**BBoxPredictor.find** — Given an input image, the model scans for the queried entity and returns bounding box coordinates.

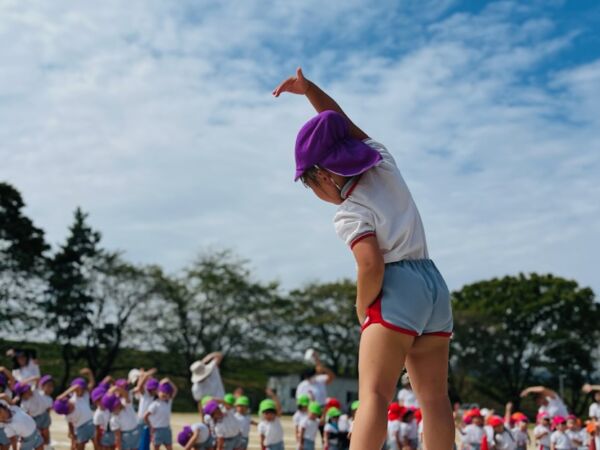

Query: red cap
[511,412,528,423]
[325,398,341,410]
[488,415,504,427]
[388,402,403,421]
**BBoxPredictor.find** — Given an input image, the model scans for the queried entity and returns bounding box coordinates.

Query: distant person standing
[190,352,225,414]
[521,386,569,418]
[6,348,40,385]
[296,351,335,407]
[397,373,419,409]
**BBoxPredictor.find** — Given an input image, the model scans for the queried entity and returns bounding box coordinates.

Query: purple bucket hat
[39,375,53,386]
[14,382,31,396]
[203,399,220,415]
[146,378,159,391]
[53,398,71,415]
[177,426,193,446]
[70,377,87,389]
[115,378,128,389]
[91,387,107,403]
[101,394,120,412]
[294,110,382,181]
[158,382,174,395]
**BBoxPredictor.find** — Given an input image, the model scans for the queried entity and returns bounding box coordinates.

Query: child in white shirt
[534,415,552,450]
[91,387,113,450]
[54,376,95,450]
[177,424,214,450]
[203,399,242,450]
[234,396,255,450]
[105,389,140,450]
[0,403,44,450]
[257,392,284,450]
[299,402,322,450]
[144,379,177,450]
[461,411,485,450]
[293,395,310,446]
[550,417,572,450]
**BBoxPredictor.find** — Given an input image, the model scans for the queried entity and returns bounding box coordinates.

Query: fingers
[272,77,294,97]
[296,67,304,80]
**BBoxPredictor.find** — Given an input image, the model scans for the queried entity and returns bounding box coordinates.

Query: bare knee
[417,390,450,408]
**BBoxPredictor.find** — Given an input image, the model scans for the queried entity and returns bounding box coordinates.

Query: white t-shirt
[12,360,41,384]
[215,409,241,439]
[20,390,48,417]
[93,408,111,430]
[67,394,94,428]
[550,431,571,450]
[334,139,428,262]
[387,420,402,449]
[3,406,37,438]
[494,430,517,450]
[234,412,251,438]
[110,402,138,432]
[295,381,314,401]
[539,396,568,418]
[258,418,284,445]
[137,391,155,419]
[566,430,583,446]
[147,399,172,428]
[190,423,210,444]
[310,375,329,405]
[338,414,350,433]
[534,424,551,447]
[511,427,529,447]
[299,416,319,442]
[589,402,600,420]
[397,389,419,408]
[293,410,307,429]
[463,424,485,445]
[191,362,225,401]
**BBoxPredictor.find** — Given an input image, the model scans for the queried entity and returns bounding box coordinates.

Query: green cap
[326,407,342,419]
[308,401,322,415]
[259,399,277,414]
[200,396,213,407]
[351,400,360,411]
[235,396,250,407]
[297,394,310,407]
[224,393,235,405]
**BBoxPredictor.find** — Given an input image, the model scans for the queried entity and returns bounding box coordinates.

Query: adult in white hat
[190,352,225,413]
[295,350,335,407]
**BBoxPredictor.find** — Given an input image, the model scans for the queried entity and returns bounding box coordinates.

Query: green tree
[0,182,48,327]
[148,250,280,380]
[450,273,599,415]
[284,280,359,376]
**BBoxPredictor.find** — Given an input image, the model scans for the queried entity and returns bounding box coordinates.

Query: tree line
[1,181,598,415]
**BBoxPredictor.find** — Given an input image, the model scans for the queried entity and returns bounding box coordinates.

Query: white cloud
[0,0,598,296]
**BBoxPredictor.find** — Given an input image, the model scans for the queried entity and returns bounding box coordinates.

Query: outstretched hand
[272,67,310,97]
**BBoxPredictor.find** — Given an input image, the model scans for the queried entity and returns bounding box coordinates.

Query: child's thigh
[358,324,414,399]
[405,335,450,399]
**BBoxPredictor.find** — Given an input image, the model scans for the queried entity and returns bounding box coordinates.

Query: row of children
[458,403,599,450]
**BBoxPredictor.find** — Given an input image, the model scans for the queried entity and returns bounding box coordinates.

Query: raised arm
[134,368,157,394]
[582,383,600,393]
[202,352,223,366]
[57,385,78,400]
[160,377,178,398]
[265,388,282,416]
[80,368,96,391]
[0,367,16,390]
[520,386,557,399]
[273,67,369,141]
[313,352,335,385]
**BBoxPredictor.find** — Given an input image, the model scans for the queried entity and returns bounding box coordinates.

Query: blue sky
[1,0,599,296]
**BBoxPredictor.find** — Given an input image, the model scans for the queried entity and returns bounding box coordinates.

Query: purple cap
[294,110,382,181]
[91,387,107,403]
[70,377,87,389]
[177,426,193,446]
[14,382,31,396]
[101,394,120,412]
[158,382,174,395]
[146,378,159,391]
[39,375,53,386]
[53,398,71,415]
[97,381,111,390]
[203,399,219,415]
[115,378,128,389]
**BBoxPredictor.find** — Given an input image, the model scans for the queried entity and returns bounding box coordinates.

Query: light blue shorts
[21,431,43,450]
[194,436,215,449]
[267,442,284,450]
[121,429,140,450]
[238,436,249,449]
[361,260,453,336]
[303,438,315,450]
[153,427,172,446]
[76,420,95,443]
[100,430,116,447]
[0,428,10,445]
[34,411,51,429]
[222,435,240,450]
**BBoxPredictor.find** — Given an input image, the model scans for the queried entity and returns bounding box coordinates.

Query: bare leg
[40,428,50,446]
[349,325,414,450]
[405,336,454,450]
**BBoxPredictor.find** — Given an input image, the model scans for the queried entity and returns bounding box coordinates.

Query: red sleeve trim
[350,232,376,249]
